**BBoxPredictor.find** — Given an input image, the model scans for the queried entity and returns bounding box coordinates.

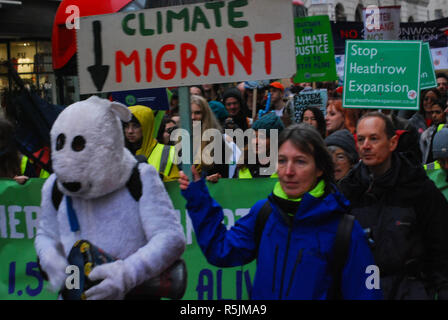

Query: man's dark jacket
[340,152,448,299]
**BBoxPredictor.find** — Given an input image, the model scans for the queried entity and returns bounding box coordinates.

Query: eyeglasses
[333,153,349,163]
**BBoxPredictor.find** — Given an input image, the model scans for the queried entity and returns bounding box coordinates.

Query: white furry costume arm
[124,163,186,285]
[34,174,69,292]
[86,164,186,299]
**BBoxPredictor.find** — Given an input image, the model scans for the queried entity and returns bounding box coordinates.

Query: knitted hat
[432,127,448,159]
[325,129,359,163]
[208,100,229,121]
[251,112,285,137]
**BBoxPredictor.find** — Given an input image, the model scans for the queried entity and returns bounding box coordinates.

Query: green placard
[343,40,422,110]
[0,178,278,300]
[420,42,437,90]
[293,15,338,83]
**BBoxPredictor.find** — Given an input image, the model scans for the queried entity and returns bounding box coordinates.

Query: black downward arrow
[87,20,109,92]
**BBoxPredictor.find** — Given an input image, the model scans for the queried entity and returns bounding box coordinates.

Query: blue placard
[110,88,169,110]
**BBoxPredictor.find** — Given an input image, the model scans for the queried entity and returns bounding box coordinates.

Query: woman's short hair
[279,123,335,185]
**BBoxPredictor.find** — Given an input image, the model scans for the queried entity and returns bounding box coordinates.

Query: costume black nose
[62,182,81,192]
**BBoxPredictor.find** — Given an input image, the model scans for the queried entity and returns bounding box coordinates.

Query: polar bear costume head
[50,96,137,199]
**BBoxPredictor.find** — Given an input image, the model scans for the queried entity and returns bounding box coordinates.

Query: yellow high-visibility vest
[147,143,179,182]
[238,167,278,179]
[20,156,50,178]
[424,161,441,171]
[424,124,447,171]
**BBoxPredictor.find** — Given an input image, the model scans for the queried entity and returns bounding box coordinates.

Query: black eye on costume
[56,134,65,151]
[72,136,86,152]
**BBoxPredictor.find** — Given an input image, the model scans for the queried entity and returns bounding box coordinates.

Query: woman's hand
[206,173,222,183]
[13,175,29,184]
[178,165,201,190]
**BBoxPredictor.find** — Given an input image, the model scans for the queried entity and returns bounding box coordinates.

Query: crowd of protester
[3,71,448,300]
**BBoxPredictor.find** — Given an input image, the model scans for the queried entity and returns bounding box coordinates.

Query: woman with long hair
[300,106,326,139]
[409,88,442,135]
[190,94,234,181]
[325,99,360,136]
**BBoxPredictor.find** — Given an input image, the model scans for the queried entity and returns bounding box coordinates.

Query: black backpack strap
[126,164,142,202]
[328,213,355,300]
[51,179,63,211]
[254,199,273,256]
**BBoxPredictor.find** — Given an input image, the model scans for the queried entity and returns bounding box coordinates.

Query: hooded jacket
[339,152,448,299]
[128,106,179,182]
[182,179,382,300]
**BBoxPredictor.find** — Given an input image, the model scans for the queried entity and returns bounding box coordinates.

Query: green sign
[0,178,278,300]
[343,40,422,110]
[420,42,437,90]
[293,15,338,83]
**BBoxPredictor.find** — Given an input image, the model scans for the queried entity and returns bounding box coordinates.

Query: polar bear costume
[34,96,186,300]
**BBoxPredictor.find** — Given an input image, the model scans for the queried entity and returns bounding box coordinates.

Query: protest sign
[343,40,422,110]
[291,89,328,123]
[363,6,401,40]
[293,15,338,83]
[432,47,448,70]
[0,178,279,300]
[77,0,295,94]
[420,43,437,90]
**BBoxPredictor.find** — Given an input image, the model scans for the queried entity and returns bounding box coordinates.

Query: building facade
[303,0,447,22]
[0,0,60,109]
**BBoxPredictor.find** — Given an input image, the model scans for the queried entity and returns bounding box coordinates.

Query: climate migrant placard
[0,178,277,300]
[76,0,295,94]
[293,15,337,83]
[291,89,328,124]
[343,40,422,110]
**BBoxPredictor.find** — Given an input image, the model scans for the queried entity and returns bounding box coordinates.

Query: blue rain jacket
[182,179,383,300]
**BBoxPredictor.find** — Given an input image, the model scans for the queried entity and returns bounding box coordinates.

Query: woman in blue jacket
[179,123,382,300]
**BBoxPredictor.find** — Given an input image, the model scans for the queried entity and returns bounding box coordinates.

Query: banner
[420,43,437,90]
[110,88,169,110]
[0,178,278,300]
[293,15,338,83]
[77,0,295,94]
[332,18,448,55]
[363,6,401,40]
[0,179,53,300]
[291,88,328,123]
[343,40,422,110]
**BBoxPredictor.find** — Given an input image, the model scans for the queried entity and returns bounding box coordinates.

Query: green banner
[420,42,437,90]
[0,178,277,300]
[0,178,54,300]
[293,15,338,83]
[343,40,422,110]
